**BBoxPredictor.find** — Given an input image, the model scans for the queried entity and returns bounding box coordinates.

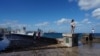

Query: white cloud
[0,20,28,29]
[0,24,7,27]
[15,24,27,28]
[82,18,88,22]
[55,18,71,25]
[78,0,100,10]
[75,21,78,24]
[85,13,90,17]
[92,8,100,19]
[35,22,49,27]
[77,23,82,27]
[95,23,100,27]
[82,18,91,24]
[1,20,19,27]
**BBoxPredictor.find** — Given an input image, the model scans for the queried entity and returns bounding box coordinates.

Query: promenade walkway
[0,42,100,56]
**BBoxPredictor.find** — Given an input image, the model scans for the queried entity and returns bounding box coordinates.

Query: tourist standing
[37,32,40,39]
[92,28,95,34]
[90,28,95,41]
[70,19,75,34]
[33,31,36,40]
[89,33,93,41]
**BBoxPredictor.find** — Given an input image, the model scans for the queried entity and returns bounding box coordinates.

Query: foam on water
[0,36,10,51]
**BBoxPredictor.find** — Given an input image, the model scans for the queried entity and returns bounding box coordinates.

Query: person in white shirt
[92,28,94,33]
[71,19,75,34]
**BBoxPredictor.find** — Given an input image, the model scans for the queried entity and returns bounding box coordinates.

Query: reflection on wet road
[0,43,100,56]
[78,43,100,56]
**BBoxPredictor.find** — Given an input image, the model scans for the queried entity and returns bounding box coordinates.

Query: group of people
[32,19,94,39]
[33,31,41,40]
[71,19,95,42]
[70,19,95,34]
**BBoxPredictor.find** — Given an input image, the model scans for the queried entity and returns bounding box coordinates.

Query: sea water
[43,33,100,39]
[43,33,83,40]
[43,33,62,38]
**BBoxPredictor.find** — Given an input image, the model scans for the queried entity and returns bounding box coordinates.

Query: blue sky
[0,0,100,33]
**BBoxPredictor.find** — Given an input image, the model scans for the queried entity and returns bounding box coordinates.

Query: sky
[0,0,100,33]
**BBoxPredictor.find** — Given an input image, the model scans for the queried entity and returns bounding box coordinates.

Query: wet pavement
[0,42,100,56]
[0,34,100,56]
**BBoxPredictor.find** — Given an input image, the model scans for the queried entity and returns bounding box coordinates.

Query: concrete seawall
[81,33,100,43]
[0,34,59,52]
[0,33,79,52]
[0,33,100,52]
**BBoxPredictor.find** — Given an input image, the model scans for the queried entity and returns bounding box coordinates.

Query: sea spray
[0,36,10,51]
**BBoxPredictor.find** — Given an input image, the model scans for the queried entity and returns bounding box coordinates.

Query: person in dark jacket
[37,31,41,39]
[33,31,36,40]
[89,33,93,41]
